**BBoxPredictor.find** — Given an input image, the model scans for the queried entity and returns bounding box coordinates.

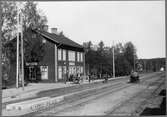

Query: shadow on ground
[140,89,166,116]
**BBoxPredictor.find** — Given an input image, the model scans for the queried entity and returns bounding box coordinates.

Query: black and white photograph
[0,0,166,116]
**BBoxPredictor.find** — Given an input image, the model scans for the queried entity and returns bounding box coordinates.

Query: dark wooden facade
[6,28,85,83]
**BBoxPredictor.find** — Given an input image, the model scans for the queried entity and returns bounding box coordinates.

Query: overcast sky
[37,1,165,59]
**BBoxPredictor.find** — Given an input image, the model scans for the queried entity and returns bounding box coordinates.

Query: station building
[6,26,85,83]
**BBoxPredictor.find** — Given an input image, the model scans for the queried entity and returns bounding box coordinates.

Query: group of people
[66,73,84,84]
[88,72,109,83]
[64,72,110,84]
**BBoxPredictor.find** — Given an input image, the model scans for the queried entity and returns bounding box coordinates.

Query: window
[76,52,83,62]
[58,66,62,79]
[58,49,62,60]
[40,66,48,80]
[62,66,66,74]
[62,66,67,79]
[77,52,80,62]
[63,49,66,61]
[80,66,83,73]
[76,66,83,74]
[69,66,76,75]
[76,66,80,73]
[68,51,75,61]
[80,53,83,62]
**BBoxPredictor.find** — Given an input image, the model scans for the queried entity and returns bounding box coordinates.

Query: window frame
[58,49,62,61]
[68,50,75,61]
[62,49,66,61]
[80,52,83,62]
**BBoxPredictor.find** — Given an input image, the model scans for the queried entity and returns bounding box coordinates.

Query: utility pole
[134,52,135,71]
[112,41,115,78]
[16,2,24,90]
[20,9,24,90]
[0,4,2,116]
[16,3,19,88]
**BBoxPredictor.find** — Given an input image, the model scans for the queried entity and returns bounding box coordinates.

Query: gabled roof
[34,29,84,50]
[5,28,84,52]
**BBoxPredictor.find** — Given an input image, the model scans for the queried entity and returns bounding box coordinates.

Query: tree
[1,1,17,85]
[22,1,47,62]
[98,40,104,54]
[2,1,47,63]
[124,42,137,71]
[114,43,124,56]
[83,41,92,52]
[83,41,93,74]
[1,1,17,41]
[22,1,47,30]
[115,54,131,76]
[83,40,139,77]
[1,1,48,85]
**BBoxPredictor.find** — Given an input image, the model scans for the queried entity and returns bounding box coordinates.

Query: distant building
[6,25,85,83]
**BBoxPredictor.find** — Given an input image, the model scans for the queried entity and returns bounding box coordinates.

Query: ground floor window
[80,66,83,74]
[62,66,66,74]
[69,66,76,75]
[76,66,84,74]
[58,66,67,81]
[57,65,84,81]
[40,66,48,80]
[58,66,63,80]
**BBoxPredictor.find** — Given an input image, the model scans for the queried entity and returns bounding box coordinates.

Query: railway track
[32,72,164,116]
[27,80,128,116]
[106,72,165,115]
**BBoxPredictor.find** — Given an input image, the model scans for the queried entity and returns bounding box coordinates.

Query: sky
[37,1,165,59]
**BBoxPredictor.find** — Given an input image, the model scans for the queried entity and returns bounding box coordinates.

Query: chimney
[42,25,49,32]
[51,28,59,35]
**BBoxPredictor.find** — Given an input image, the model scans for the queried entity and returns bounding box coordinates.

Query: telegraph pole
[21,9,24,90]
[16,2,24,90]
[134,52,135,71]
[16,3,19,88]
[112,41,115,78]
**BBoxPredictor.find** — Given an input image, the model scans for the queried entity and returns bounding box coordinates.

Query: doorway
[27,66,37,82]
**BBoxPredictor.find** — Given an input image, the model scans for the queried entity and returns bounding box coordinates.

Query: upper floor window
[58,49,62,60]
[80,53,83,62]
[68,50,75,61]
[63,49,66,61]
[77,52,80,62]
[77,52,83,62]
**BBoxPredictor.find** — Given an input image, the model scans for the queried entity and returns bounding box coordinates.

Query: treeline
[83,41,137,77]
[83,40,165,77]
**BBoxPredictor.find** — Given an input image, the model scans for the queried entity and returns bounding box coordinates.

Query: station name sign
[69,62,75,66]
[26,62,38,66]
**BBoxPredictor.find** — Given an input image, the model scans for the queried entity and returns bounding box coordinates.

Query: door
[28,66,37,81]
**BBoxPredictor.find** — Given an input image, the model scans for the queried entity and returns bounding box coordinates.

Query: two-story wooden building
[33,26,85,82]
[6,26,85,83]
